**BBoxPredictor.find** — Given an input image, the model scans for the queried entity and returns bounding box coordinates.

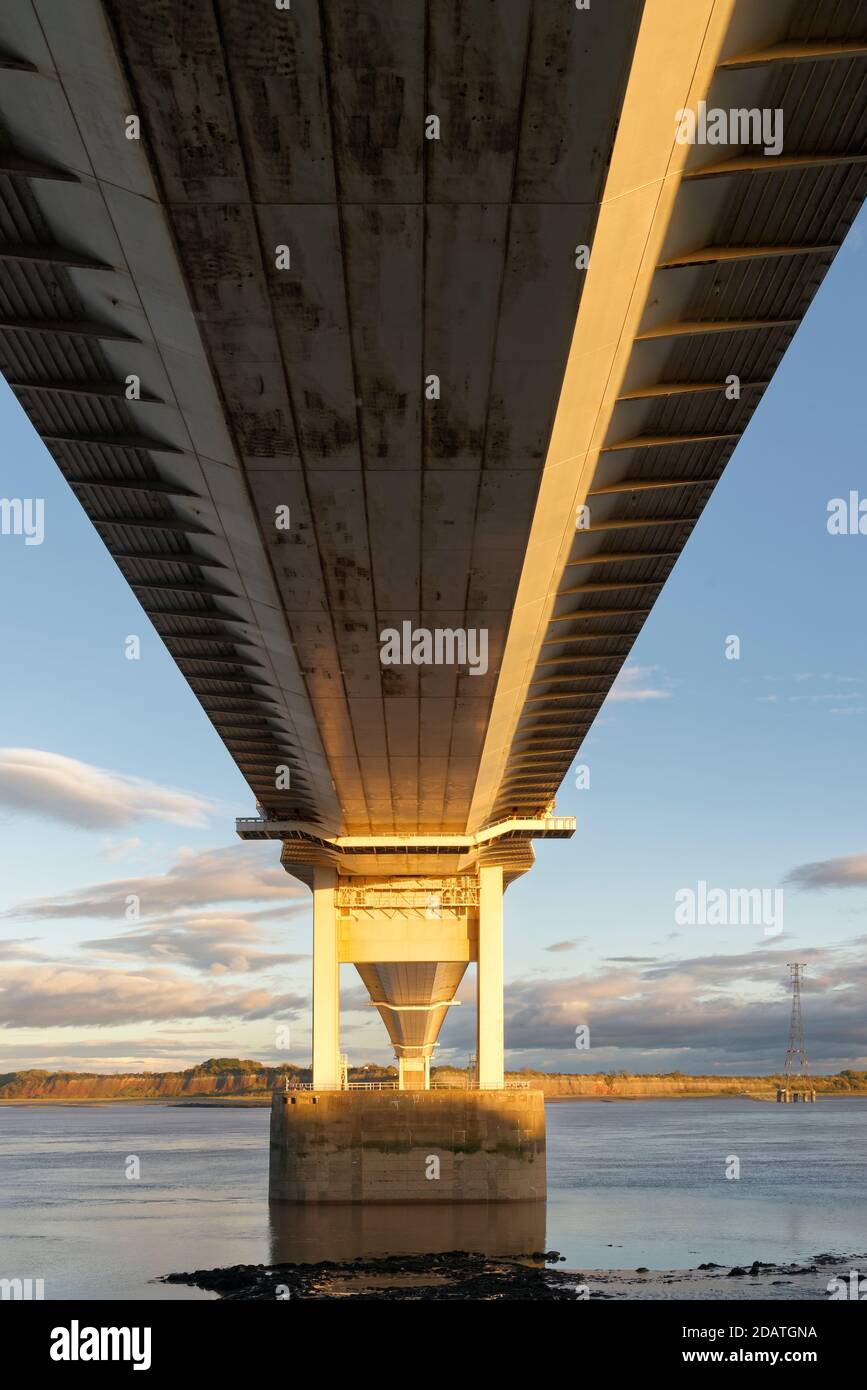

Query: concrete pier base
[270,1089,546,1203]
[267,1195,547,1263]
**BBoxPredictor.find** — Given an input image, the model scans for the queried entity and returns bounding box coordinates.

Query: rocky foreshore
[161,1251,866,1301]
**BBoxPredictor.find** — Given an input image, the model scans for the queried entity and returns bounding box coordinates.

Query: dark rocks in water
[161,1249,867,1301]
[162,1251,583,1301]
[725,1259,774,1277]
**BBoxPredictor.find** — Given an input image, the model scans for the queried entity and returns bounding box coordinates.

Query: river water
[1,1097,864,1299]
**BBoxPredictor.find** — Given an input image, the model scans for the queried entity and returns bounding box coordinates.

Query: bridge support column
[270,1089,546,1202]
[312,867,340,1090]
[398,1055,429,1091]
[477,865,504,1089]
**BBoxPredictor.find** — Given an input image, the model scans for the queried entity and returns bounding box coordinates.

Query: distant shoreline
[4,1091,865,1107]
[3,1059,864,1103]
[0,1096,272,1107]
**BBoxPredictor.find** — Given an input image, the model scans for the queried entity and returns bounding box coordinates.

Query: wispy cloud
[81,914,308,975]
[786,854,867,890]
[0,749,214,830]
[5,843,307,922]
[100,837,143,862]
[0,936,45,961]
[763,673,863,685]
[545,940,580,953]
[607,665,671,702]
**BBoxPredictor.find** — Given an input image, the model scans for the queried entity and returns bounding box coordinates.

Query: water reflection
[268,1199,547,1265]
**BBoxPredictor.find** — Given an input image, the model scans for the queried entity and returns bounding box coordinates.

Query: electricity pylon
[784,963,809,1081]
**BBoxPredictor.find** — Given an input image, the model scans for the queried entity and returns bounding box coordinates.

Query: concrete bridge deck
[0,2,864,1187]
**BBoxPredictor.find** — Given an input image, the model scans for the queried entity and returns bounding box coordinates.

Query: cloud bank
[0,749,214,829]
[0,963,305,1028]
[6,843,307,922]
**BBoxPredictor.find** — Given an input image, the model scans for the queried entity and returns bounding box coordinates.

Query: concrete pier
[270,1089,546,1204]
[261,843,560,1203]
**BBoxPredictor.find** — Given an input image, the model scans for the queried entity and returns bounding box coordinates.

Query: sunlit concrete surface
[270,1088,546,1203]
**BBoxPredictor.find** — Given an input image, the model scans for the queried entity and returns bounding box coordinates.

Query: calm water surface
[1,1098,864,1299]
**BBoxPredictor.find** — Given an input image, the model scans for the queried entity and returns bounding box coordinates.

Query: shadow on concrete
[268,1198,547,1265]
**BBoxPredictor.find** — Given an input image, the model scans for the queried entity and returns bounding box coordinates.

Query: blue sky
[1,210,866,1077]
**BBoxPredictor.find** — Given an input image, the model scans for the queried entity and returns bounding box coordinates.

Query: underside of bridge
[1,0,865,1105]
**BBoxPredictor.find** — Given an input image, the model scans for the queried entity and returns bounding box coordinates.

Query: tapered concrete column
[477,865,504,1089]
[312,867,340,1090]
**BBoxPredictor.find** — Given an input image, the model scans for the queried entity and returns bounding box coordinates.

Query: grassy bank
[2,1059,865,1101]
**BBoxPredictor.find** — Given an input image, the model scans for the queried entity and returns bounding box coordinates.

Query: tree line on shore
[2,1058,866,1100]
